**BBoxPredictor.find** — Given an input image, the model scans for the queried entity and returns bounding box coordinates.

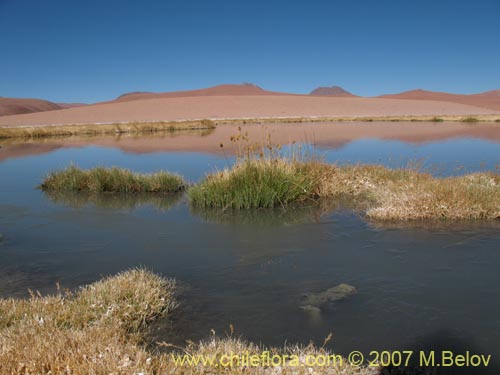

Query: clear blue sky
[1,0,499,103]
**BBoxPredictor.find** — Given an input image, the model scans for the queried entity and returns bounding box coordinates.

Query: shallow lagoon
[1,122,500,371]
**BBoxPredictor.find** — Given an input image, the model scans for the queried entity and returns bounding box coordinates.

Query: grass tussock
[189,158,500,221]
[0,269,177,375]
[461,116,479,123]
[0,270,376,375]
[188,158,318,209]
[40,166,186,194]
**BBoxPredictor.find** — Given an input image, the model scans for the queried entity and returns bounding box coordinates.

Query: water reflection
[43,190,183,211]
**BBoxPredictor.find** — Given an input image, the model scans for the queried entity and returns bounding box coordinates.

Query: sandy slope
[0,95,497,127]
[113,83,290,102]
[0,98,62,117]
[379,89,500,111]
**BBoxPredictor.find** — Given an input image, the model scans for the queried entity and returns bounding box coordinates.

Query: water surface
[1,122,500,373]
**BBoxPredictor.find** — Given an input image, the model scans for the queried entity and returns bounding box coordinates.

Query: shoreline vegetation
[41,161,500,221]
[0,269,377,374]
[1,114,500,139]
[189,159,500,221]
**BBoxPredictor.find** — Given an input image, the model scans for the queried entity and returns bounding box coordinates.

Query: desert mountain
[309,86,355,97]
[114,83,290,102]
[0,97,62,117]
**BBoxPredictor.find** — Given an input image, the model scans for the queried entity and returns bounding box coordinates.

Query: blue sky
[1,0,499,103]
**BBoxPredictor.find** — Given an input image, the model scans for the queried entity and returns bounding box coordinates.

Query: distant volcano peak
[309,86,355,97]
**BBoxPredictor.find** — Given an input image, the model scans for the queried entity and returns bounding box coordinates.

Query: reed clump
[39,166,186,193]
[188,158,319,209]
[189,130,500,221]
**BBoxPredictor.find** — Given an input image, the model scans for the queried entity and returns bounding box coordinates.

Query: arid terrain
[379,89,500,112]
[1,84,499,127]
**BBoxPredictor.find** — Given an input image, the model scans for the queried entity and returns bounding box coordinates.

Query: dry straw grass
[0,269,177,375]
[0,120,216,139]
[189,129,500,221]
[0,269,377,375]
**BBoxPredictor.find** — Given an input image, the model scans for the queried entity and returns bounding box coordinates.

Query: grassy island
[189,158,500,221]
[40,166,186,194]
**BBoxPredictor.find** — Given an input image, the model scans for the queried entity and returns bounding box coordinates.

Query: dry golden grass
[0,269,177,375]
[0,270,378,375]
[190,157,500,221]
[0,120,216,139]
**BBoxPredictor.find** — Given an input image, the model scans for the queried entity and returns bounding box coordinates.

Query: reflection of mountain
[43,191,183,211]
[3,122,500,161]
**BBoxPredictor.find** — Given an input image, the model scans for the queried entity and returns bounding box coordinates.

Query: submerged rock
[299,304,321,314]
[301,283,357,309]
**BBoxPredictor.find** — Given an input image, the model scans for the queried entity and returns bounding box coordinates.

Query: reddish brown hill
[0,98,62,117]
[56,103,88,109]
[310,86,356,97]
[113,83,291,102]
[379,89,500,112]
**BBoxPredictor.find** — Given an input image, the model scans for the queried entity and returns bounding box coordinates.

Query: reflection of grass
[40,166,186,193]
[0,269,374,374]
[44,190,183,211]
[191,204,329,226]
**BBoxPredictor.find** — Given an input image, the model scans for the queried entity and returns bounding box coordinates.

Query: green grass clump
[431,117,444,122]
[40,166,186,193]
[462,117,479,123]
[188,159,319,209]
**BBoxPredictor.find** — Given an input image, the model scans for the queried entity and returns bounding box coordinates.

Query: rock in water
[299,304,322,314]
[301,283,357,308]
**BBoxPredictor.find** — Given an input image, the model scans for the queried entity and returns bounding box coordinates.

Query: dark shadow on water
[43,190,183,211]
[368,219,500,232]
[190,205,326,226]
[381,330,500,374]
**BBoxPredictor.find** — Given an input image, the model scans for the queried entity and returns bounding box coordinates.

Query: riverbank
[1,114,500,140]
[0,119,216,139]
[0,269,377,375]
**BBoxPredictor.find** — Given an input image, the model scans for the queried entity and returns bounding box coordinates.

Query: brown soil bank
[0,95,498,128]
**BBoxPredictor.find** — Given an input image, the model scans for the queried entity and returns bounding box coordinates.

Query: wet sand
[3,121,500,161]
